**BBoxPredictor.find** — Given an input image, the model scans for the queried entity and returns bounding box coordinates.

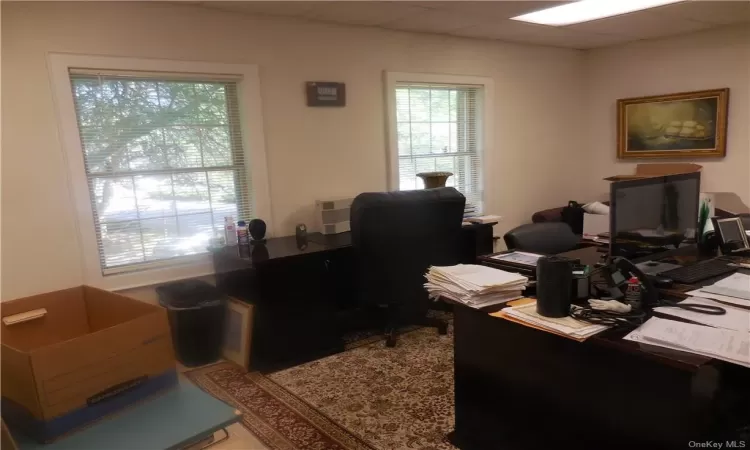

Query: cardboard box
[604,163,702,181]
[1,286,177,442]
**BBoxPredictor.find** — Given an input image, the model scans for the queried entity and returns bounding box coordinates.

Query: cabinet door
[250,253,342,370]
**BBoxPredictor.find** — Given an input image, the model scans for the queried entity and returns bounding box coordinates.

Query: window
[70,74,249,273]
[50,55,269,289]
[386,73,491,214]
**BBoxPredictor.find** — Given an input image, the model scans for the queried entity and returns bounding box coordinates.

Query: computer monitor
[609,172,701,259]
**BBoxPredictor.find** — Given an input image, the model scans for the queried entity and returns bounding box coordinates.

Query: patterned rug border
[185,362,377,450]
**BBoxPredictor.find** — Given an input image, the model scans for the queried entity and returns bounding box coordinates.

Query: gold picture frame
[617,88,729,159]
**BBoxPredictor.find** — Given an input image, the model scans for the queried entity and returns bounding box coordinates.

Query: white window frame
[384,71,494,210]
[48,54,271,290]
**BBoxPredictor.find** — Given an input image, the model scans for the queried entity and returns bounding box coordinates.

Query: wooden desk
[213,224,495,372]
[452,246,750,449]
[451,301,750,450]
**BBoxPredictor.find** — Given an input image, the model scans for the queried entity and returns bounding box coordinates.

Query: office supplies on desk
[425,264,527,308]
[658,257,737,285]
[494,302,608,341]
[686,272,750,308]
[465,214,501,224]
[490,251,543,267]
[653,297,750,332]
[600,257,659,305]
[713,272,750,292]
[686,289,750,308]
[624,317,750,368]
[699,272,750,301]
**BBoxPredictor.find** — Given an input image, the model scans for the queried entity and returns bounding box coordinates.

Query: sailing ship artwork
[617,88,729,159]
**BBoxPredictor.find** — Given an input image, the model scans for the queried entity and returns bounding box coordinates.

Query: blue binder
[10,381,241,450]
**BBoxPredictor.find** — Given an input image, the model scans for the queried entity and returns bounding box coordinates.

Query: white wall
[1,1,587,300]
[583,25,750,203]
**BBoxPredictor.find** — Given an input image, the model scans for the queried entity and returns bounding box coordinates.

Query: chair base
[383,315,448,347]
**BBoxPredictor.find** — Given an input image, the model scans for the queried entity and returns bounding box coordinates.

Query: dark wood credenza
[213,224,494,372]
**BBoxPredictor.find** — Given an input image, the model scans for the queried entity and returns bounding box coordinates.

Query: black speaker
[536,256,573,318]
[248,218,266,243]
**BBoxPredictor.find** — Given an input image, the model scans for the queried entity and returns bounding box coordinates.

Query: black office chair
[503,222,580,255]
[350,187,465,347]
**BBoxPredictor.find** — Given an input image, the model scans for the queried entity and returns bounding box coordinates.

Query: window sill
[88,253,216,291]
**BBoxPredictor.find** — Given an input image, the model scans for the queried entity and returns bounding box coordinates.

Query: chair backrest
[350,188,466,314]
[503,222,580,255]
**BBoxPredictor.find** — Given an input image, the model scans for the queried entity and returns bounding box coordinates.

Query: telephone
[601,257,659,306]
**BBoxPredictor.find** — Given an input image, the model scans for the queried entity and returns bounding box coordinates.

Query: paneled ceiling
[195,1,750,49]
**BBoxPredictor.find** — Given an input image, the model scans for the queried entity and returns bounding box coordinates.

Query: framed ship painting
[617,88,729,159]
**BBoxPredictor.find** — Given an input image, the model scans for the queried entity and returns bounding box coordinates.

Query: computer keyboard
[658,258,737,285]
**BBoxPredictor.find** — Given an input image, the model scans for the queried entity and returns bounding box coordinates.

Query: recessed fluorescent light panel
[511,0,685,26]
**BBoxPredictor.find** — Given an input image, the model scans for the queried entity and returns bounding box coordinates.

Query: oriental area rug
[186,324,456,450]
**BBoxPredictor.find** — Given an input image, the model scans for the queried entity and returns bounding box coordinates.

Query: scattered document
[653,297,750,332]
[687,272,750,307]
[714,272,750,291]
[494,302,608,341]
[490,251,543,267]
[625,317,750,368]
[686,289,750,308]
[425,264,528,308]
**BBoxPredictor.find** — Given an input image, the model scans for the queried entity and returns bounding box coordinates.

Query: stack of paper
[425,264,528,308]
[625,317,750,368]
[687,272,750,307]
[496,302,609,341]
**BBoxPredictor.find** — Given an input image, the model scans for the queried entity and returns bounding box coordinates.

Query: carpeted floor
[186,363,375,450]
[187,324,455,450]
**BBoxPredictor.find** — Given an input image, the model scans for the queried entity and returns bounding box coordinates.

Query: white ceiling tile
[305,2,430,27]
[652,0,750,25]
[196,1,749,50]
[567,10,714,38]
[380,8,483,33]
[451,19,630,49]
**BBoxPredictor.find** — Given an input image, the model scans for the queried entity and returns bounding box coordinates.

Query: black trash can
[156,280,227,367]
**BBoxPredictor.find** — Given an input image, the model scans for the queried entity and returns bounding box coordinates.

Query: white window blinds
[69,73,251,274]
[394,82,483,214]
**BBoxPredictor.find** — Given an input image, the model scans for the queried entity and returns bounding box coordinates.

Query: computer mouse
[645,261,659,267]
